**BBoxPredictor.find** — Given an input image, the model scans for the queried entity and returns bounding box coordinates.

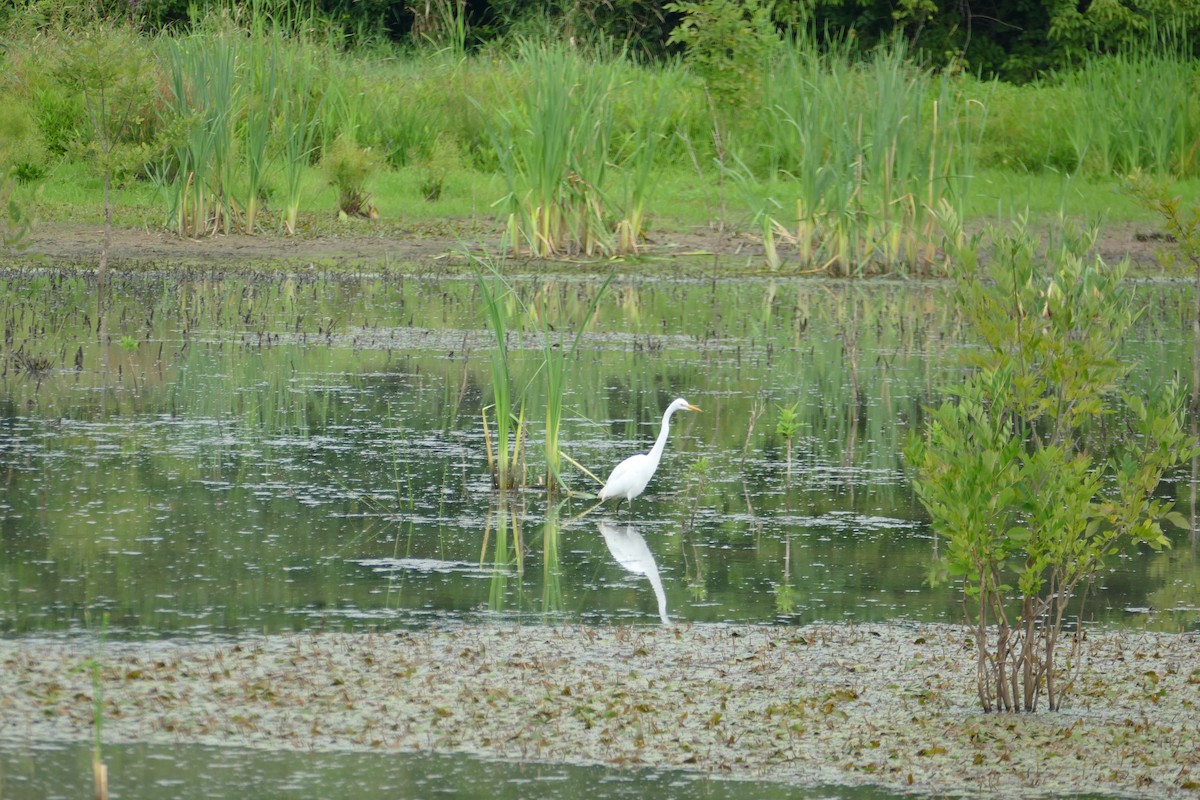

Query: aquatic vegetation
[473,262,524,490]
[534,273,612,495]
[758,39,983,275]
[5,625,1199,797]
[4,5,1200,255]
[157,32,240,236]
[1062,44,1200,177]
[1,272,1195,637]
[775,401,800,486]
[483,43,618,258]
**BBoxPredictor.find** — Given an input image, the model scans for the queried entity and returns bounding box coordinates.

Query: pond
[1,270,1198,637]
[1,269,1198,798]
[0,740,920,800]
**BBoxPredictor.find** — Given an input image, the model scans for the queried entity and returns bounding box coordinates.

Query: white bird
[598,397,701,511]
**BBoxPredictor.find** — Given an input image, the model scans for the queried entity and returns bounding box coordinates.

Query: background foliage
[4,0,1200,80]
[2,0,1199,263]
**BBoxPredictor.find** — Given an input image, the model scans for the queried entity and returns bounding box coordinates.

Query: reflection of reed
[542,503,562,615]
[482,498,523,612]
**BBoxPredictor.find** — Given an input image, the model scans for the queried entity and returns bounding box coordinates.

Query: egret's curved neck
[646,405,677,466]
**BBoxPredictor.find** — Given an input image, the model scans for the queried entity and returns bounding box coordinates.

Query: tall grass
[613,61,687,253]
[534,273,612,494]
[1061,43,1200,177]
[276,39,323,233]
[8,10,1200,248]
[484,42,619,257]
[155,19,331,236]
[750,38,983,274]
[158,32,239,236]
[473,256,610,494]
[241,18,277,234]
[474,262,525,490]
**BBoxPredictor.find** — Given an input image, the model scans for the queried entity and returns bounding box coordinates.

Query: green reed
[154,12,334,236]
[484,42,618,257]
[474,262,524,490]
[277,43,323,234]
[754,37,980,275]
[1061,40,1199,177]
[613,62,686,254]
[364,62,443,169]
[158,32,239,236]
[241,18,278,234]
[535,273,612,494]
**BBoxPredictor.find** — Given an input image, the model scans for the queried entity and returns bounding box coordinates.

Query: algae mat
[2,623,1198,798]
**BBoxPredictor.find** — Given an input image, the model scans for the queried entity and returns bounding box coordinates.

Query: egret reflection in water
[598,521,669,624]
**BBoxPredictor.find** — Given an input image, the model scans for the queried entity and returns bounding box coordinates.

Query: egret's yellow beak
[686,404,702,412]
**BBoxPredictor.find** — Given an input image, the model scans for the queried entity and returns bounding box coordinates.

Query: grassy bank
[2,13,1199,273]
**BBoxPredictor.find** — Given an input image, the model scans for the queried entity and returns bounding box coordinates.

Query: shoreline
[2,622,1198,798]
[5,218,1173,277]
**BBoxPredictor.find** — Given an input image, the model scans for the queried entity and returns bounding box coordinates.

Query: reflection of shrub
[322,134,380,218]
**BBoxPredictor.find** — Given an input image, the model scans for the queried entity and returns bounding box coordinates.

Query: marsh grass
[473,255,611,494]
[755,39,982,275]
[6,11,1200,251]
[612,62,687,253]
[483,44,691,258]
[240,19,277,233]
[474,262,524,490]
[154,15,335,236]
[535,273,613,495]
[158,32,239,236]
[1061,41,1200,177]
[484,43,617,257]
[276,42,323,234]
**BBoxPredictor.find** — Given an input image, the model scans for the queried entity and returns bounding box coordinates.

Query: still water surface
[2,271,1197,637]
[1,740,931,800]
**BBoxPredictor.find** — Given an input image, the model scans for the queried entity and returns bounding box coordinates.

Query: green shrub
[665,0,779,107]
[0,102,49,182]
[906,221,1197,712]
[322,133,380,217]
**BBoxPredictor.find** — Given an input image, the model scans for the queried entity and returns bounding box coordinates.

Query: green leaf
[1163,511,1190,530]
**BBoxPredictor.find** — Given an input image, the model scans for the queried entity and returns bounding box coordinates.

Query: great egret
[598,397,701,510]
